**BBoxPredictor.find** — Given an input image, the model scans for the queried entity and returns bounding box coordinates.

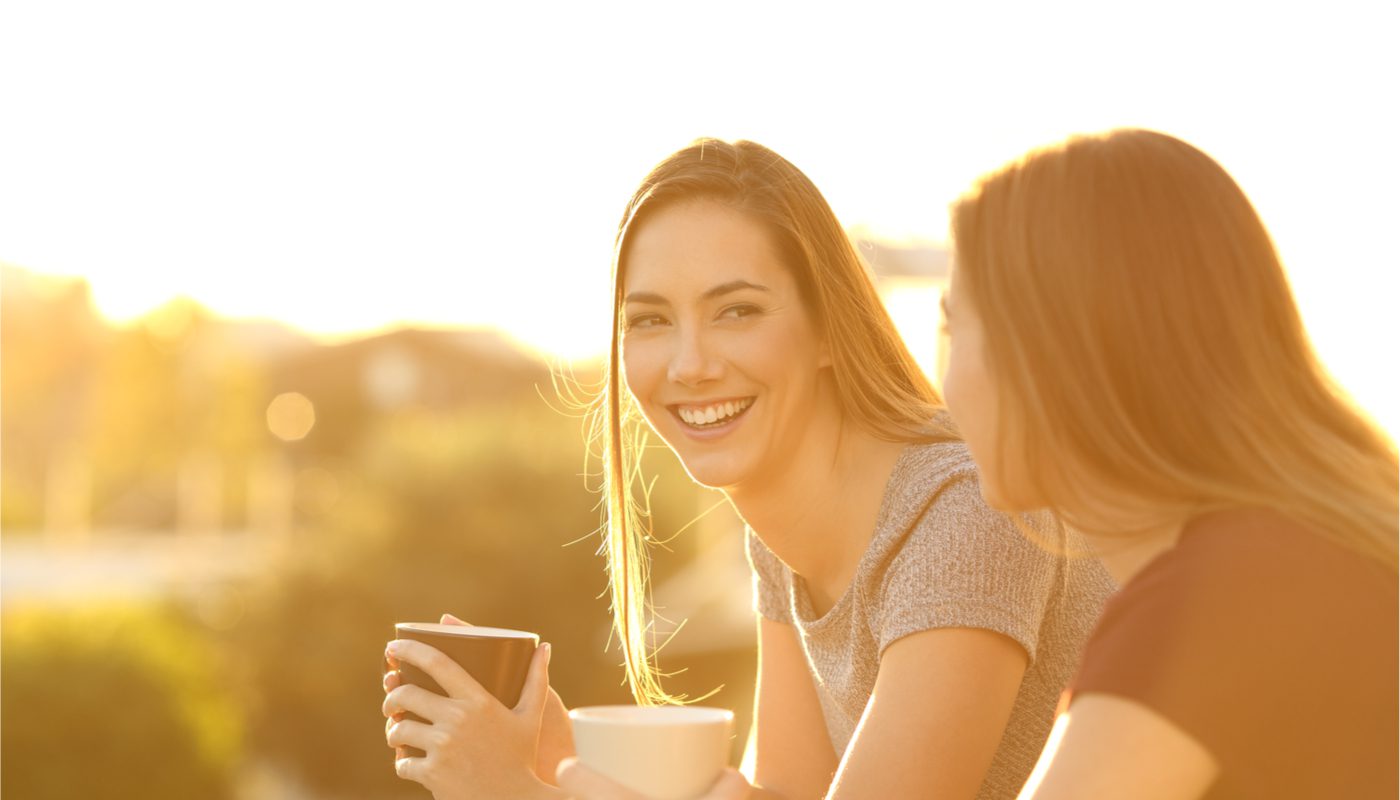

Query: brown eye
[626,314,668,330]
[719,304,761,321]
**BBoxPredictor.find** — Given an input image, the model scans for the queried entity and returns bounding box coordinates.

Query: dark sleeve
[1069,520,1399,796]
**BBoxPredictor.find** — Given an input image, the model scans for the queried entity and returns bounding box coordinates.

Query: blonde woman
[940,129,1399,799]
[381,139,1114,799]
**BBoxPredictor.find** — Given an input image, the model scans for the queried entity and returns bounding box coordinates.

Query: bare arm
[748,617,840,799]
[1018,693,1218,800]
[557,623,1027,800]
[827,627,1028,799]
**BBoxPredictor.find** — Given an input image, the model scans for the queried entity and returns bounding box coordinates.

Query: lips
[669,397,755,430]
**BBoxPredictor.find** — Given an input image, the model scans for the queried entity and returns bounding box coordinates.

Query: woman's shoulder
[886,439,981,508]
[1141,508,1394,600]
[1072,508,1398,796]
[879,440,1065,583]
[888,439,1055,536]
[1089,508,1397,670]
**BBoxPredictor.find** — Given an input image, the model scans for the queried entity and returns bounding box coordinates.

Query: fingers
[440,613,471,626]
[394,754,427,785]
[383,682,453,723]
[385,717,435,752]
[386,639,488,701]
[514,642,553,717]
[556,757,650,800]
[383,669,401,693]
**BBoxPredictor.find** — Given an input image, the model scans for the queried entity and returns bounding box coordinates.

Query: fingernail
[386,640,402,655]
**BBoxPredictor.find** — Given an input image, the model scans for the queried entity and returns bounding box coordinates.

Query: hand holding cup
[381,619,556,798]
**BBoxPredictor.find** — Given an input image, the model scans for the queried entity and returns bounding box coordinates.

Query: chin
[673,452,749,491]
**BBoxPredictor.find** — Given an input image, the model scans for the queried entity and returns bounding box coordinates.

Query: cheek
[943,343,992,443]
[942,341,1005,487]
[620,339,662,402]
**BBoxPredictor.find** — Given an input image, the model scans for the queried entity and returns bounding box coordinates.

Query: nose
[667,328,723,387]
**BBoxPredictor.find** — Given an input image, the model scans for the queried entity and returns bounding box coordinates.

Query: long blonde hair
[950,128,1398,569]
[592,138,954,703]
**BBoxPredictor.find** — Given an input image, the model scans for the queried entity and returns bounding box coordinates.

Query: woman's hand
[555,758,753,800]
[381,627,559,800]
[383,614,576,785]
[450,614,576,781]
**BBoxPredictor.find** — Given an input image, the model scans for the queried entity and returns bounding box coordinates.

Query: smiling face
[620,200,834,491]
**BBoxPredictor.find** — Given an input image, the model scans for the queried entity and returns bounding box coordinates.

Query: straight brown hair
[950,128,1397,569]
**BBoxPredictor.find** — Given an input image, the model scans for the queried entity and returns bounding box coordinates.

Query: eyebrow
[624,280,771,305]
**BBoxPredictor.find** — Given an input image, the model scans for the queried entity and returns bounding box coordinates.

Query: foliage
[0,604,244,799]
[239,403,638,796]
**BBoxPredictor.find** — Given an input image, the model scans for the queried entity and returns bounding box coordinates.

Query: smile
[671,397,755,430]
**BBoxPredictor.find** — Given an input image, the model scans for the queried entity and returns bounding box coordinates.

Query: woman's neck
[726,420,907,612]
[1074,511,1189,586]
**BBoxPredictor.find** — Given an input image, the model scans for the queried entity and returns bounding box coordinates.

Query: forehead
[623,200,795,296]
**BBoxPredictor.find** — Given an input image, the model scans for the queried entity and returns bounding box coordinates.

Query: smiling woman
[379,138,1116,800]
[620,202,831,488]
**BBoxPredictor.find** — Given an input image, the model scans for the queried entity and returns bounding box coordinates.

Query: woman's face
[940,265,1031,510]
[620,200,832,491]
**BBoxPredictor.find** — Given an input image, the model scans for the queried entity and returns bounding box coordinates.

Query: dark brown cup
[391,622,540,758]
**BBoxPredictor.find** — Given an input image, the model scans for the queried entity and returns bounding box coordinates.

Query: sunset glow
[2,2,1395,432]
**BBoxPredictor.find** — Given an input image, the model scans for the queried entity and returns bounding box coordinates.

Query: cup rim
[395,622,538,640]
[569,705,734,726]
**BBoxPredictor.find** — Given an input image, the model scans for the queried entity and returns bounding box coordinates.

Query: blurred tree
[0,267,107,531]
[0,604,244,799]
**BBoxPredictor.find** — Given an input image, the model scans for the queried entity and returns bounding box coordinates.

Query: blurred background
[2,2,1396,798]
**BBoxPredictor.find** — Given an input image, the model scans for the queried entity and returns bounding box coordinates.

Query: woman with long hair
[381,138,1113,799]
[940,128,1398,798]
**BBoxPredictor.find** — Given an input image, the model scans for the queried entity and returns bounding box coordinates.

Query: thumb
[440,613,471,626]
[514,642,552,717]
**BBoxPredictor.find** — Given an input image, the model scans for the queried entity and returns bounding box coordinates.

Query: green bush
[1,604,244,799]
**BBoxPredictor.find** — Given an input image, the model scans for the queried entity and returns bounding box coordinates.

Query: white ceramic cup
[568,705,735,800]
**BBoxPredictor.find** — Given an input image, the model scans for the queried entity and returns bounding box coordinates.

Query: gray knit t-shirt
[747,441,1115,800]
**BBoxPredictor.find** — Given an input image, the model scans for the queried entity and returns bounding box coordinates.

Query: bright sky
[2,1,1396,433]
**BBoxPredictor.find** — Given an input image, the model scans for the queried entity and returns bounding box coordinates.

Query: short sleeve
[876,476,1059,660]
[1068,513,1400,799]
[746,527,793,623]
[1071,526,1312,756]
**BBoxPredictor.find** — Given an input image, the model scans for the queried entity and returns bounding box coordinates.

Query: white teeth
[676,398,753,428]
